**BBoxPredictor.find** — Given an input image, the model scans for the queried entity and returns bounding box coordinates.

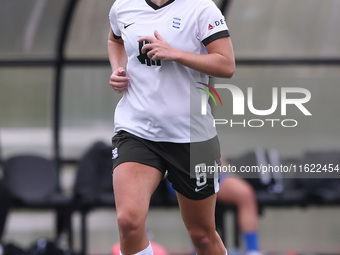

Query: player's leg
[113,162,163,255]
[112,131,166,254]
[177,192,227,255]
[217,177,260,253]
[161,135,224,254]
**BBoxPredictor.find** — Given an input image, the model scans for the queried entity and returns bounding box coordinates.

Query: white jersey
[109,0,230,143]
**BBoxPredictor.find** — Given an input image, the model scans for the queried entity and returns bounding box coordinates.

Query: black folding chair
[2,155,73,250]
[296,150,340,204]
[73,141,114,255]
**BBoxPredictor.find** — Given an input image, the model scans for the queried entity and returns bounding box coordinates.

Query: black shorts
[111,131,221,200]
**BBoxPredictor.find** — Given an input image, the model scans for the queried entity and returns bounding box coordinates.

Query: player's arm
[108,29,129,93]
[138,30,235,78]
[176,36,235,78]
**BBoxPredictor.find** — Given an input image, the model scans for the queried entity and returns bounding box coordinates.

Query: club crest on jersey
[172,17,182,30]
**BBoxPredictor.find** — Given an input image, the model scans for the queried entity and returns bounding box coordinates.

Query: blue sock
[243,231,259,251]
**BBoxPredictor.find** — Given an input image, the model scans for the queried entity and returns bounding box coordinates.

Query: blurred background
[1,0,340,255]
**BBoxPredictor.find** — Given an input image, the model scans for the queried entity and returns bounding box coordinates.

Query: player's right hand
[109,67,130,94]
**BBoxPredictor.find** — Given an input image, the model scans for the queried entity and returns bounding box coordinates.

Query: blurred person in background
[217,156,262,255]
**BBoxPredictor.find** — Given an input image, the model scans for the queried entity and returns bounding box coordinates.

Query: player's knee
[188,227,211,250]
[116,210,141,238]
[239,184,256,205]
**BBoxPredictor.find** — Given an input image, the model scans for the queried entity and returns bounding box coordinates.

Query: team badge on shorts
[112,148,118,159]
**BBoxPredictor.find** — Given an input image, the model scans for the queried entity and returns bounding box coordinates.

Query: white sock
[120,242,154,255]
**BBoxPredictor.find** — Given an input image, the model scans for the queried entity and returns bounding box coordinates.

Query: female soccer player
[108,0,235,254]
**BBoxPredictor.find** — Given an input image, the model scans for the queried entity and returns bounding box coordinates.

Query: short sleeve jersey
[109,0,230,143]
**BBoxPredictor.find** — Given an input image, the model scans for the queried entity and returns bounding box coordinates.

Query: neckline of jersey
[145,0,175,10]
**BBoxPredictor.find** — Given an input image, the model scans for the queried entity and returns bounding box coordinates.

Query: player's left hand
[138,30,179,61]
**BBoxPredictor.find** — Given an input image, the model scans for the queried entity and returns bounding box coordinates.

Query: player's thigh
[113,162,163,217]
[217,177,254,205]
[176,192,217,231]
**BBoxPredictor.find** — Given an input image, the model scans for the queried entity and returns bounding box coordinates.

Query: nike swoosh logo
[195,185,208,192]
[124,22,135,29]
